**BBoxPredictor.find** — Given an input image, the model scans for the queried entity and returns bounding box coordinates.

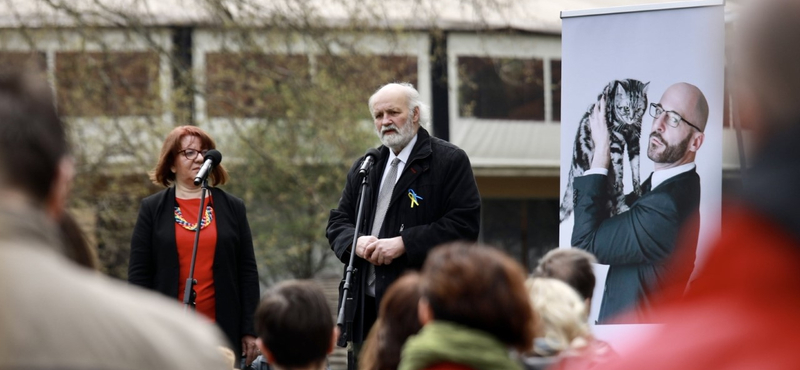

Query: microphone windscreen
[205,149,222,165]
[364,148,380,159]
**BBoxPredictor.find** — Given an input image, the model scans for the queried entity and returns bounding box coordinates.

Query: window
[0,52,46,71]
[56,52,160,117]
[205,52,418,119]
[205,53,310,118]
[315,55,418,96]
[314,54,418,120]
[195,31,429,125]
[480,198,559,271]
[458,57,545,121]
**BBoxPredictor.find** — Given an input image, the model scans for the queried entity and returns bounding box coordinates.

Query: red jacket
[567,204,800,369]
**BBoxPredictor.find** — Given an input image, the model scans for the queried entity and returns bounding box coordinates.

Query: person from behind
[527,278,591,359]
[0,69,228,368]
[128,125,260,365]
[533,248,597,307]
[524,278,616,370]
[359,273,423,370]
[399,242,534,370]
[255,280,339,370]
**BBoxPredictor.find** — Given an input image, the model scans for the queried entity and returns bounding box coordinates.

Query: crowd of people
[5,0,800,368]
[251,243,611,370]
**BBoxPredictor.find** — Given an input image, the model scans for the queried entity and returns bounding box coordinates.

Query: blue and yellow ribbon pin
[408,189,423,208]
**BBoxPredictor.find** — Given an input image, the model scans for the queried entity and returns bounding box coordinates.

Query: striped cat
[560,79,649,223]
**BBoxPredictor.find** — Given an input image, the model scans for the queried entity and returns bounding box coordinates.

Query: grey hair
[368,82,430,127]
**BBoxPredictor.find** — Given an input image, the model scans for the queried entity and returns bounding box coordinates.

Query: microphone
[193,149,222,186]
[358,148,380,176]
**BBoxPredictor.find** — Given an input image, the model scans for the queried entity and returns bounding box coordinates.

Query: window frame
[447,32,562,171]
[193,30,432,131]
[0,29,173,121]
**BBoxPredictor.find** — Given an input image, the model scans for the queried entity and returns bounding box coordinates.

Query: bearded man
[571,82,708,324]
[327,82,481,348]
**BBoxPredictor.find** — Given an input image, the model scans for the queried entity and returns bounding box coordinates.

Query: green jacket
[399,321,522,370]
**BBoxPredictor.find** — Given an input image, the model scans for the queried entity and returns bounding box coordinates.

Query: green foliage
[218,45,413,282]
[2,0,421,283]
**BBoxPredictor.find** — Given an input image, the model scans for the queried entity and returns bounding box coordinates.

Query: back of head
[421,242,535,351]
[527,278,590,356]
[534,248,597,301]
[360,273,422,370]
[731,0,800,245]
[0,68,68,204]
[735,0,800,134]
[255,280,333,369]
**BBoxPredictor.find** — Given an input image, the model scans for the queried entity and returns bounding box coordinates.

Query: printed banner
[559,1,725,328]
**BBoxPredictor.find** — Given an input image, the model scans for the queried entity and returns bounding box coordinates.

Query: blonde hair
[527,277,591,356]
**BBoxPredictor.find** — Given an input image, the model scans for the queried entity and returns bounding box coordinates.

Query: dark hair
[533,248,597,301]
[255,280,333,368]
[0,68,69,203]
[59,211,99,270]
[359,273,423,370]
[149,125,229,187]
[421,242,535,352]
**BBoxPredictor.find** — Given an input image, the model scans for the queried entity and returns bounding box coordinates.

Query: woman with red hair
[128,126,260,366]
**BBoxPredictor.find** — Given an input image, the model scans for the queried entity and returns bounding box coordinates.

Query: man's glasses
[178,148,208,160]
[649,103,702,132]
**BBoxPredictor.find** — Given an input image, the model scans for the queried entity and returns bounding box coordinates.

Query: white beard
[378,115,416,152]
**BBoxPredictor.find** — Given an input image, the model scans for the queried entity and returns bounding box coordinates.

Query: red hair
[421,242,535,352]
[359,273,423,370]
[149,125,229,187]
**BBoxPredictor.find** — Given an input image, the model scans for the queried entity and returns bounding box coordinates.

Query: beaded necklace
[174,205,214,231]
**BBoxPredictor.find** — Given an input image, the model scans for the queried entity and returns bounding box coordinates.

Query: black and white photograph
[560,1,725,328]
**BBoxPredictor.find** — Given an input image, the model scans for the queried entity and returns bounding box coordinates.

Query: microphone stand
[183,178,210,313]
[337,169,372,370]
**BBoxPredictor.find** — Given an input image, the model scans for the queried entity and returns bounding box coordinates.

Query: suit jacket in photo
[571,168,701,323]
[326,127,481,343]
[128,186,260,354]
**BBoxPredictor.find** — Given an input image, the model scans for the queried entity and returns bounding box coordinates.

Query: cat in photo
[560,79,649,223]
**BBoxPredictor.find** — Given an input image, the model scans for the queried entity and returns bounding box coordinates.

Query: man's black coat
[326,127,481,343]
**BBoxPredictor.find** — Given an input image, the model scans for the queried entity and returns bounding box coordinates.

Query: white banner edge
[561,0,725,19]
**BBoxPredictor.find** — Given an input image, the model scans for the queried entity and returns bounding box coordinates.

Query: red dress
[175,197,217,322]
